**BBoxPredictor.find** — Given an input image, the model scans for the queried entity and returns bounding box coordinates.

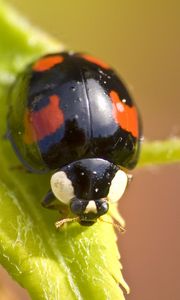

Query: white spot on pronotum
[85,201,97,214]
[50,171,74,205]
[107,170,128,203]
[95,188,99,193]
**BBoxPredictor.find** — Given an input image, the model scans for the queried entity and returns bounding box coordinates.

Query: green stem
[139,138,180,167]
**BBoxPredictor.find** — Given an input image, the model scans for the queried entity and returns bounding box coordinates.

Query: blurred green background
[0,1,180,300]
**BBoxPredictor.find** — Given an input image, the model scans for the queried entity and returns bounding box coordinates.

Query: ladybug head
[50,158,128,226]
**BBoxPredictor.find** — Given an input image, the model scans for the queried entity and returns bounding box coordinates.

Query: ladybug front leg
[41,190,69,215]
[41,190,60,210]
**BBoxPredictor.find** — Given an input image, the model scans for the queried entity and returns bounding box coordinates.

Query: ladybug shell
[8,52,142,173]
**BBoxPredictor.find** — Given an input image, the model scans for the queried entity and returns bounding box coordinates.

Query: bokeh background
[0,0,180,299]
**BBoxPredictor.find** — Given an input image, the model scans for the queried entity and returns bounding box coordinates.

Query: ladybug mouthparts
[70,198,109,222]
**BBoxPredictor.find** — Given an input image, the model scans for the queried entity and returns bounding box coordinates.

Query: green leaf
[0,2,129,300]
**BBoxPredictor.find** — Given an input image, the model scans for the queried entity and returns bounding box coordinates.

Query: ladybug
[7,52,142,228]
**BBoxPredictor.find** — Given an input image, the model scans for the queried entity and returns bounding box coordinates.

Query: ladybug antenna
[99,217,126,233]
[55,216,80,228]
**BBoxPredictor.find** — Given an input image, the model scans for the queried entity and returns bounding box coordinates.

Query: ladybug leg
[42,191,79,228]
[42,190,60,210]
[42,190,69,215]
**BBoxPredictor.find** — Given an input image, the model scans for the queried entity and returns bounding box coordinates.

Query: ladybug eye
[107,170,128,203]
[50,171,75,204]
[96,200,109,216]
[70,198,87,215]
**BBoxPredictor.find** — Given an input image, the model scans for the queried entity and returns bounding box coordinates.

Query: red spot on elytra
[81,54,109,69]
[33,55,64,72]
[24,95,64,144]
[110,90,139,138]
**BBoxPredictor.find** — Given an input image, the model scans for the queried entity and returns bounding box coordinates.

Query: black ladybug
[8,52,142,227]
